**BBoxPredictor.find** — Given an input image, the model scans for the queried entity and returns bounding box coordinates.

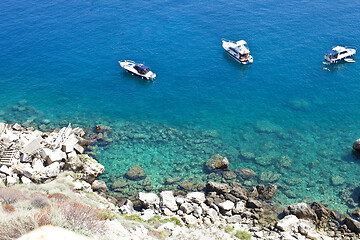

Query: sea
[1,0,360,213]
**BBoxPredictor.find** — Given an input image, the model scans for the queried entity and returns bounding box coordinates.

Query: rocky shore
[1,122,360,239]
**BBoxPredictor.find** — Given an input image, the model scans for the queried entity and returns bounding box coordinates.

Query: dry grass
[0,188,25,204]
[30,192,50,208]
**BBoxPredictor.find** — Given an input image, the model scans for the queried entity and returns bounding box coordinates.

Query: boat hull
[119,61,156,80]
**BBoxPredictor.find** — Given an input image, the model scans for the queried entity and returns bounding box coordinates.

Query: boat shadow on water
[322,61,350,72]
[222,52,252,73]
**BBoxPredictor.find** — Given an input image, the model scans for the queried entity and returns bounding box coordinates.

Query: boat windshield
[135,64,150,74]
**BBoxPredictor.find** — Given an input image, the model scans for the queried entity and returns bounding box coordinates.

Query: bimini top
[135,64,149,70]
[327,50,338,55]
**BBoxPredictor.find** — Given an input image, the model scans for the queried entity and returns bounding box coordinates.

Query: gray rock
[160,191,178,212]
[125,165,146,180]
[74,143,84,154]
[186,192,205,204]
[205,154,229,172]
[207,208,219,223]
[311,202,337,220]
[231,186,248,200]
[139,192,160,210]
[79,155,104,183]
[344,216,360,233]
[193,205,203,218]
[246,199,262,209]
[119,199,134,215]
[276,215,299,231]
[353,139,360,151]
[183,215,197,225]
[227,215,242,223]
[180,202,194,214]
[262,184,277,200]
[35,162,60,181]
[218,200,235,211]
[91,180,108,194]
[283,203,317,220]
[233,201,246,214]
[247,186,259,199]
[206,182,230,194]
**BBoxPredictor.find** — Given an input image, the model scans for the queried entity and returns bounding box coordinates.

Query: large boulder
[231,186,248,200]
[353,139,360,151]
[262,184,277,200]
[204,154,229,172]
[186,192,205,204]
[234,168,257,179]
[206,182,230,194]
[344,215,360,233]
[311,202,337,220]
[125,165,146,180]
[91,180,108,194]
[276,215,299,232]
[283,203,317,221]
[218,200,235,211]
[139,192,160,210]
[79,155,104,183]
[159,191,178,212]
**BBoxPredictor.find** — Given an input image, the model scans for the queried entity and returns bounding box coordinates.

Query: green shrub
[234,230,251,240]
[125,214,143,222]
[225,225,234,233]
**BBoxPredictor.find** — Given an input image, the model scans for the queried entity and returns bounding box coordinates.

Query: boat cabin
[134,64,150,75]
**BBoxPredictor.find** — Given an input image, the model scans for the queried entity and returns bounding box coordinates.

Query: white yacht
[324,46,356,64]
[119,60,156,80]
[222,39,253,64]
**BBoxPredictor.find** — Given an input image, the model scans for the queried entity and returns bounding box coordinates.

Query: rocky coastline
[1,122,360,239]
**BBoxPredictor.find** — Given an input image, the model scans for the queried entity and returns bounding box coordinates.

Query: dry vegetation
[0,172,113,240]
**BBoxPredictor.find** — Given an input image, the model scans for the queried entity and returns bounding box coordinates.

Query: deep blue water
[1,0,360,212]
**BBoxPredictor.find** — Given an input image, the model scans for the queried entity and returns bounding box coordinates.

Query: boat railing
[123,60,135,64]
[221,38,234,43]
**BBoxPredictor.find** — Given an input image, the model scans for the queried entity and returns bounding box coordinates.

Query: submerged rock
[204,154,229,172]
[206,182,230,194]
[262,184,277,200]
[353,139,360,151]
[259,171,280,184]
[125,165,146,180]
[330,174,345,186]
[234,168,256,179]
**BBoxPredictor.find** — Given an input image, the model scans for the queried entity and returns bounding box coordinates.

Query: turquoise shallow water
[1,0,360,212]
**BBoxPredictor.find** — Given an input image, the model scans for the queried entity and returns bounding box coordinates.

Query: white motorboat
[222,39,253,64]
[119,60,156,80]
[324,46,356,64]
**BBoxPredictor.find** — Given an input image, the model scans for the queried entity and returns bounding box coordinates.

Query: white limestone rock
[61,136,78,153]
[46,148,66,165]
[12,123,22,131]
[74,180,92,191]
[183,215,197,225]
[21,176,32,184]
[32,158,44,172]
[276,214,299,232]
[34,162,61,181]
[139,192,160,209]
[180,202,194,214]
[6,176,17,185]
[186,192,205,204]
[0,165,12,175]
[160,191,178,212]
[74,143,84,154]
[193,205,203,218]
[119,199,134,215]
[175,196,185,206]
[79,154,104,183]
[233,201,246,214]
[207,208,219,223]
[218,200,235,211]
[140,209,155,221]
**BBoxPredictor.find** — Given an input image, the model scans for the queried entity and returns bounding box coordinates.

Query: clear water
[1,0,360,212]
